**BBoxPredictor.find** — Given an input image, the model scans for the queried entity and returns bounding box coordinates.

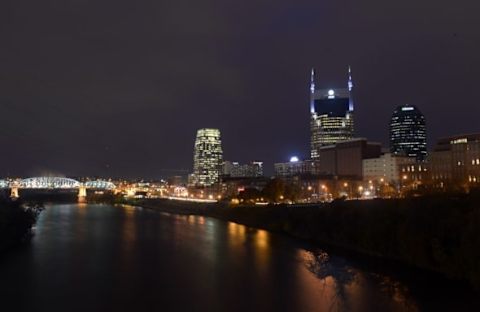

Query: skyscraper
[390,104,427,161]
[191,128,223,187]
[310,67,355,159]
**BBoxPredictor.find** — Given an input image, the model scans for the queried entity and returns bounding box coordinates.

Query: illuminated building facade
[310,67,355,159]
[429,134,480,188]
[191,128,223,187]
[274,157,322,177]
[223,161,263,178]
[363,153,415,183]
[390,105,427,161]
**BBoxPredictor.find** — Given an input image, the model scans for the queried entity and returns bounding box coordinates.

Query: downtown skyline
[1,0,479,178]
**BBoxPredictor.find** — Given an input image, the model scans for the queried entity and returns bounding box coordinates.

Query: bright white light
[401,107,414,111]
[328,89,335,96]
[290,156,299,162]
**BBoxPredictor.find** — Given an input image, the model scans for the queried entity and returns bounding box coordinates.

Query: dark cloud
[1,0,479,177]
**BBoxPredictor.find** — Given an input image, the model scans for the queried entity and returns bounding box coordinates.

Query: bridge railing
[19,177,81,189]
[0,177,116,190]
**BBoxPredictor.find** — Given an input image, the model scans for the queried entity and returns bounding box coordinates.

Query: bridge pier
[78,185,87,203]
[10,186,19,199]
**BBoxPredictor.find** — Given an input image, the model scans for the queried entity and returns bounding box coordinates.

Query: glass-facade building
[310,68,355,159]
[389,105,427,161]
[191,128,223,187]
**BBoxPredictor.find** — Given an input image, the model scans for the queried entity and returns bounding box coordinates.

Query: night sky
[1,0,480,178]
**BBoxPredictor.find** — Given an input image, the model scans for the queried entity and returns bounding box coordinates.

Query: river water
[0,203,477,311]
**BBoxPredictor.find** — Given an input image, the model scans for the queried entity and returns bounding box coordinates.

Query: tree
[262,178,286,203]
[0,199,42,252]
[238,188,262,203]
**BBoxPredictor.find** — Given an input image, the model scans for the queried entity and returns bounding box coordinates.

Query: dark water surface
[0,204,477,312]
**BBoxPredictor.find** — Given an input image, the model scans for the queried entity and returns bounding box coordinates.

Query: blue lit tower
[310,67,355,159]
[390,105,427,161]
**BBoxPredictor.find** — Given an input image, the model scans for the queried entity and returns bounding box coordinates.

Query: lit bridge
[0,177,116,199]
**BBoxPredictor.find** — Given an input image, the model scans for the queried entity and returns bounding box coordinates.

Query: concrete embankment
[129,194,480,289]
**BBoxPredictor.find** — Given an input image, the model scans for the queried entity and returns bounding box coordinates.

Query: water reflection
[163,214,420,311]
[120,205,137,259]
[0,204,477,312]
[120,205,137,242]
[298,249,419,311]
[228,222,246,245]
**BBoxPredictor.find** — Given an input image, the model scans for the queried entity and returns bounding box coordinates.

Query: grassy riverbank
[129,193,480,289]
[0,199,42,253]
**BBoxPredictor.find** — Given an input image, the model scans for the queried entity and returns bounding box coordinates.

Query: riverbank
[0,200,42,253]
[129,194,480,289]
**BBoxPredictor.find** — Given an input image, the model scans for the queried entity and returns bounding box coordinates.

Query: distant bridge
[0,177,115,199]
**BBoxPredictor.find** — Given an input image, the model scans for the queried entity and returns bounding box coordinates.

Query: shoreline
[0,200,42,253]
[127,195,480,290]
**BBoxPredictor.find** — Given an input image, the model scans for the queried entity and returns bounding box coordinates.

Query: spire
[310,68,315,113]
[348,65,353,91]
[310,68,315,94]
[348,65,354,111]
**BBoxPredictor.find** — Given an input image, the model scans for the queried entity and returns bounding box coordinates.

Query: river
[0,203,477,311]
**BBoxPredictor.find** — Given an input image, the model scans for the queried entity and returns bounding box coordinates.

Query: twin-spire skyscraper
[309,67,355,159]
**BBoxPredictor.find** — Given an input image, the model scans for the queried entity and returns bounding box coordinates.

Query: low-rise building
[363,153,413,183]
[223,161,263,178]
[275,138,381,180]
[430,134,480,189]
[322,138,382,178]
[274,158,323,177]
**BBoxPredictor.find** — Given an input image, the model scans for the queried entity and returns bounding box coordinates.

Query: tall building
[191,128,223,187]
[390,104,427,161]
[310,67,355,159]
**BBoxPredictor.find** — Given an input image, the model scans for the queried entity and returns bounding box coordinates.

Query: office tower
[310,67,355,159]
[390,105,427,161]
[191,128,223,187]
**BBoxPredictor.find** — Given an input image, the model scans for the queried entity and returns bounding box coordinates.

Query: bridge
[0,177,116,200]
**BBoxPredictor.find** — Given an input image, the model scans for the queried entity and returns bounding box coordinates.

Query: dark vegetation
[0,199,43,252]
[133,192,480,289]
[238,178,302,203]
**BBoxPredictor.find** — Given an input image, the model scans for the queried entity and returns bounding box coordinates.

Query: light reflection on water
[0,204,476,312]
[297,249,419,311]
[164,211,418,311]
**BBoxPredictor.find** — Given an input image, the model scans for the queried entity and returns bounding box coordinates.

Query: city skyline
[1,0,479,178]
[2,2,480,311]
